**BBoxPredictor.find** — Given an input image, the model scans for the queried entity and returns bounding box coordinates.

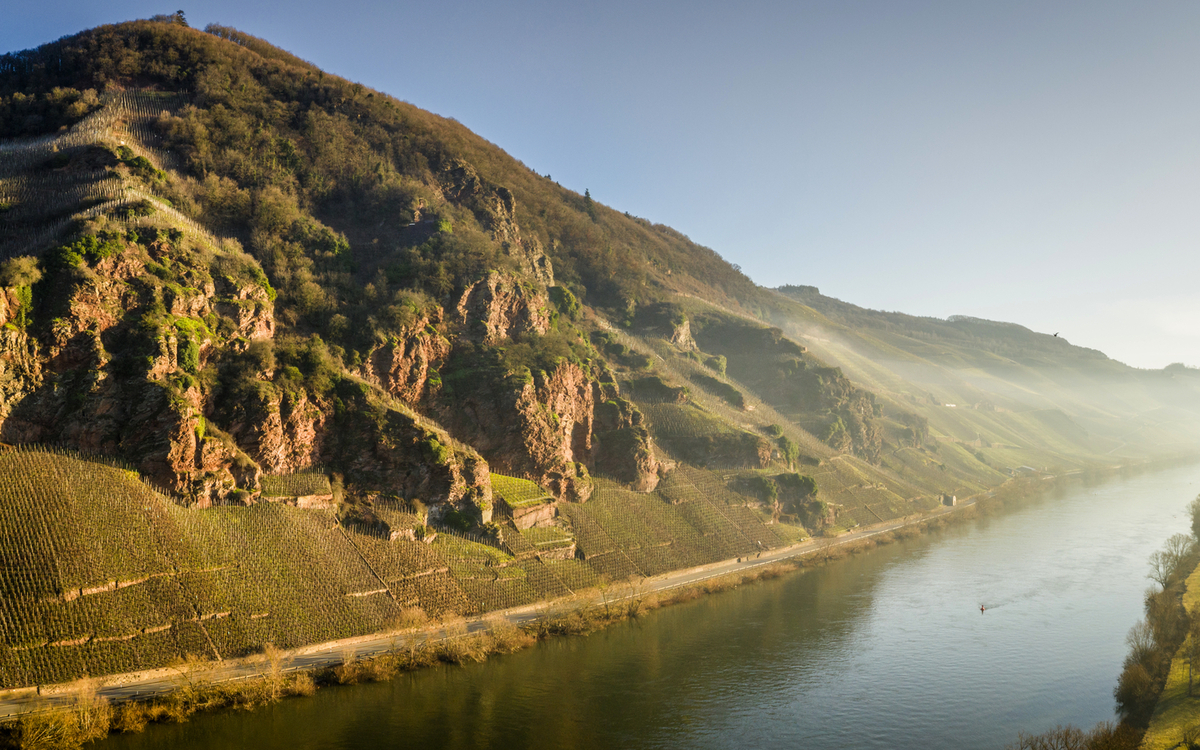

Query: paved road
[0,493,983,718]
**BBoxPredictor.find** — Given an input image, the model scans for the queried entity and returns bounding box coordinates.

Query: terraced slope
[0,446,800,689]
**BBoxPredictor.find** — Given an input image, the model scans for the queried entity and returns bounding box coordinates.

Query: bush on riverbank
[1114,530,1198,728]
[1008,722,1139,750]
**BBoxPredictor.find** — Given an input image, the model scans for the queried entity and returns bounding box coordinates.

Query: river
[104,464,1200,749]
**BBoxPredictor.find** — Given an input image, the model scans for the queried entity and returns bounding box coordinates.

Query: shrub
[422,437,452,465]
[778,435,800,467]
[174,318,208,375]
[549,286,581,320]
[746,475,778,504]
[275,335,338,394]
[691,373,744,408]
[498,330,589,377]
[776,472,817,498]
[705,354,727,376]
[0,256,42,288]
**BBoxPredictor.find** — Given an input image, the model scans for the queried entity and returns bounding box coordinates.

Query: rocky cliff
[0,20,919,532]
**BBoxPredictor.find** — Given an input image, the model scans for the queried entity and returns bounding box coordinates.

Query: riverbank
[1010,497,1200,750]
[1,461,1190,748]
[0,471,1039,714]
[1134,552,1200,749]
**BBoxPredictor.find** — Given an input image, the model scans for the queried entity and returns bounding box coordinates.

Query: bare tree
[1125,619,1155,669]
[1165,532,1196,566]
[1148,533,1196,588]
[1148,550,1175,589]
[1190,612,1200,696]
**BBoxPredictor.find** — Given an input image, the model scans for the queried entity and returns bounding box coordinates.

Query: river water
[105,464,1200,750]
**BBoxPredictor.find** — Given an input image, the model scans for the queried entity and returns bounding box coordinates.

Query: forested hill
[0,19,760,317]
[0,16,904,516]
[2,16,1197,508]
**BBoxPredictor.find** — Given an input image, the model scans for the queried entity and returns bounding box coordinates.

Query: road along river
[103,464,1200,749]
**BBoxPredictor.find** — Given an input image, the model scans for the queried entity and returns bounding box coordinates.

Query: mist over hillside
[0,17,1197,690]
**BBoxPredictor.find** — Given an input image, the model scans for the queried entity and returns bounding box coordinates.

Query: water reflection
[105,465,1200,750]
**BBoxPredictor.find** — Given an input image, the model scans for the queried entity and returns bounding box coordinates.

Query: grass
[1139,562,1200,750]
[1138,641,1200,750]
[489,473,553,509]
[520,527,574,550]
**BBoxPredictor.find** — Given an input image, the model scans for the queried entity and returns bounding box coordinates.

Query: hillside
[0,446,809,688]
[765,286,1200,472]
[0,18,1197,689]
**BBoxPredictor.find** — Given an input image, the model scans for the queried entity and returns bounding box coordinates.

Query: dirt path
[0,493,982,718]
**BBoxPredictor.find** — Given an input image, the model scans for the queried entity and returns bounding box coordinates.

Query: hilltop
[0,18,1197,689]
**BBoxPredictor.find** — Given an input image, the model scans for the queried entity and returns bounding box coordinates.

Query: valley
[1,18,1198,747]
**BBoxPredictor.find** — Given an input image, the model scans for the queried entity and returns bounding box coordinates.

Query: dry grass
[392,606,428,631]
[9,681,112,750]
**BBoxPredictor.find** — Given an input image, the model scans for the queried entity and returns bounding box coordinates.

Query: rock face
[0,167,672,519]
[329,387,493,522]
[506,501,557,530]
[360,313,452,404]
[668,319,696,350]
[225,388,326,475]
[0,327,42,428]
[0,240,272,504]
[437,360,595,501]
[454,272,551,345]
[591,397,662,492]
[439,159,555,286]
[341,255,660,504]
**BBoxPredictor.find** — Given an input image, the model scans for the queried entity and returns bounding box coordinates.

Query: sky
[4,1,1200,368]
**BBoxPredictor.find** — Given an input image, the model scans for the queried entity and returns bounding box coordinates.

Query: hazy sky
[4,1,1200,368]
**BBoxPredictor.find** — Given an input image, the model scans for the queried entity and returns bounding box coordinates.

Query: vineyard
[260,469,333,498]
[560,472,791,578]
[0,446,815,689]
[638,402,771,469]
[0,90,200,259]
[489,473,553,509]
[520,526,575,554]
[617,326,966,522]
[606,325,832,464]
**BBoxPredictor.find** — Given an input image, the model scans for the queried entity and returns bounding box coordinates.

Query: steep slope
[0,19,882,517]
[0,18,1197,691]
[0,445,804,689]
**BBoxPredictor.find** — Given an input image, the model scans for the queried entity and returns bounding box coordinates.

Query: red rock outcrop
[0,240,272,505]
[225,387,325,475]
[359,310,451,404]
[454,272,551,344]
